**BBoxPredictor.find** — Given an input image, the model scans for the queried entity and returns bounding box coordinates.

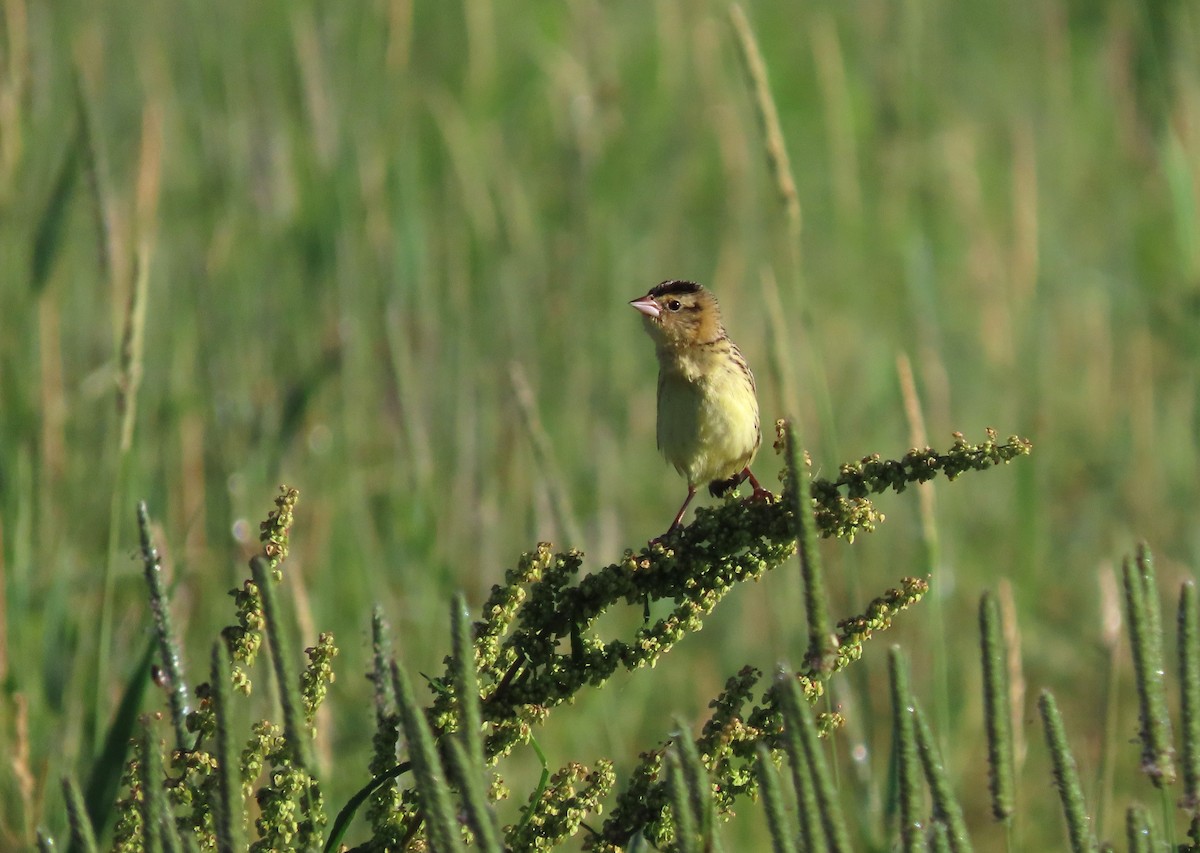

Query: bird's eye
[666,299,682,311]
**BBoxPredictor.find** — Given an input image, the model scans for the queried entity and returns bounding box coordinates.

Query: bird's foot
[647,525,681,550]
[748,485,775,503]
[742,468,774,502]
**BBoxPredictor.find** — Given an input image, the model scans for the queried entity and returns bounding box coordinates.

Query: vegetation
[2,0,1198,849]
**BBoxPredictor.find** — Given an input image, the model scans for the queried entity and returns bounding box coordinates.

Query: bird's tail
[708,471,746,498]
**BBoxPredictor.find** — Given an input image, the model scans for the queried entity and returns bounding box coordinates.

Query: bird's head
[629,280,723,349]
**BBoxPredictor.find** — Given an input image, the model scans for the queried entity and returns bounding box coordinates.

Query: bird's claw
[748,486,775,503]
[647,527,680,550]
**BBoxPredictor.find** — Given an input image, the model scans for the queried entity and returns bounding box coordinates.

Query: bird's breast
[656,354,760,487]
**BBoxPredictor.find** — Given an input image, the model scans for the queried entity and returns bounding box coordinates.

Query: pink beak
[629,296,660,319]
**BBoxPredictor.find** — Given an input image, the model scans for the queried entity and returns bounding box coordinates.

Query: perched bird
[630,279,770,537]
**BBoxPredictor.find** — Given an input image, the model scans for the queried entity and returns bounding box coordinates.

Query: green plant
[44,426,1032,850]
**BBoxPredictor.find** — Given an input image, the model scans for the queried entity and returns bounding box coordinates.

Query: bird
[630,279,770,538]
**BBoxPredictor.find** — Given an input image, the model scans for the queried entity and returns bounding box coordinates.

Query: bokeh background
[2,0,1198,847]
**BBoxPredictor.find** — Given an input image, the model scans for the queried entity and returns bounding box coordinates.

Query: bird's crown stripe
[648,279,702,297]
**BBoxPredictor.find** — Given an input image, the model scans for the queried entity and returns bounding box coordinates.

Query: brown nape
[689,289,724,344]
[648,279,702,299]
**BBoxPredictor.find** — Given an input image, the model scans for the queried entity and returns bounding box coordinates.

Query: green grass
[2,0,1199,848]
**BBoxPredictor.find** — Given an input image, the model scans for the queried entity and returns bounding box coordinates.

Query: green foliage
[41,448,1200,851]
[6,1,1200,851]
[48,429,1022,850]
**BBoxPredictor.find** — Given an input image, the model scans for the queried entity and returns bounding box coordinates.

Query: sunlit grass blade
[138,501,190,750]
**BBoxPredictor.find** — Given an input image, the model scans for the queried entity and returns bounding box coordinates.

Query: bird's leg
[743,468,774,501]
[651,484,698,545]
[669,484,699,531]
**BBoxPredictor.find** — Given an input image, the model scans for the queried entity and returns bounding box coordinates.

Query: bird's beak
[629,296,660,319]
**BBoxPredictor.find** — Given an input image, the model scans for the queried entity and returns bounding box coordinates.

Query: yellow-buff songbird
[631,279,769,537]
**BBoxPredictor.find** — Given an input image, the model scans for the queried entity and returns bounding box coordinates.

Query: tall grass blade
[727,3,801,243]
[728,1,844,463]
[673,722,717,849]
[1125,804,1155,853]
[138,501,191,750]
[62,776,97,853]
[444,736,501,851]
[450,593,483,768]
[210,642,244,853]
[782,422,835,671]
[370,605,396,723]
[509,362,582,547]
[363,605,404,839]
[83,638,155,841]
[777,676,823,850]
[754,743,798,853]
[322,760,411,853]
[1122,545,1178,786]
[911,704,973,853]
[445,594,500,849]
[897,352,951,742]
[777,670,851,852]
[979,591,1015,820]
[250,555,314,772]
[888,647,923,853]
[73,66,114,291]
[929,821,953,853]
[117,243,150,454]
[390,660,465,852]
[1037,690,1099,852]
[30,130,79,295]
[1181,580,1200,815]
[141,719,184,853]
[664,749,700,853]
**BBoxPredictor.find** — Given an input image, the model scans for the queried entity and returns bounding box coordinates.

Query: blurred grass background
[1,0,1198,847]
